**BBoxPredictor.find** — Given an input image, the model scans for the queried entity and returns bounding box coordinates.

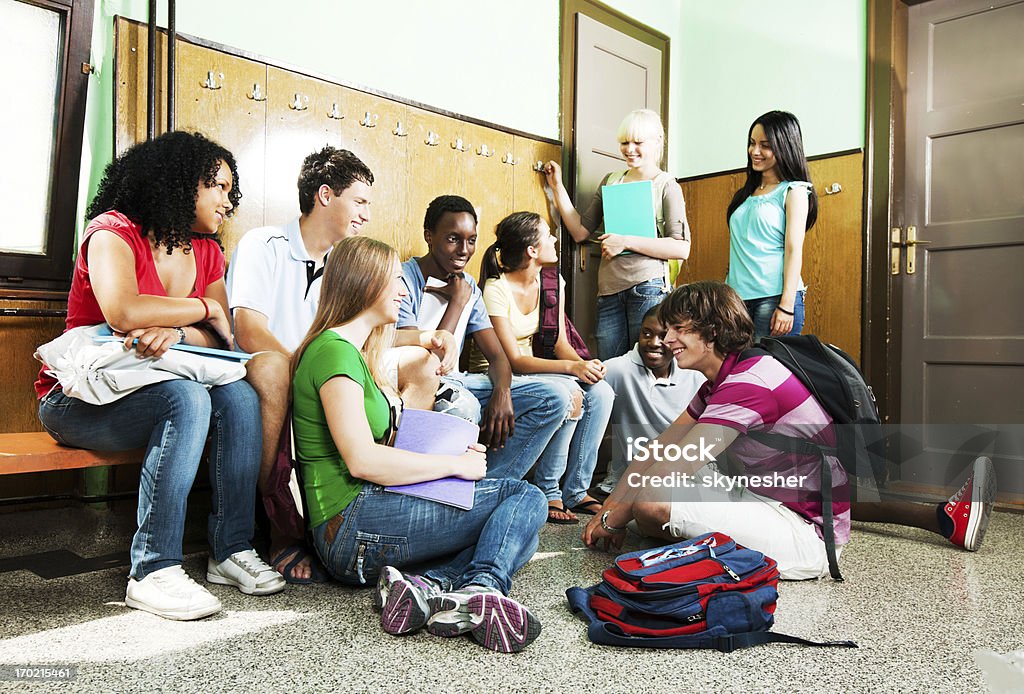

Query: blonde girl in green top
[291,235,546,653]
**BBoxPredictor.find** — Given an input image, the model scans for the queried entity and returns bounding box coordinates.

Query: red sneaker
[944,456,996,551]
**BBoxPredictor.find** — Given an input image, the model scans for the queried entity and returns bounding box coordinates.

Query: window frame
[1,0,94,292]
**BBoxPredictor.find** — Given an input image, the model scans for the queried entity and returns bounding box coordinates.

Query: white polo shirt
[227,218,326,352]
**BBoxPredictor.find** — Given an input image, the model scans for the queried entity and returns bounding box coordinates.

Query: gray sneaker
[207,549,286,595]
[427,586,542,653]
[376,566,442,636]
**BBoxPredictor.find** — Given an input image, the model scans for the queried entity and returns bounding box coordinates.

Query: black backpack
[739,335,889,582]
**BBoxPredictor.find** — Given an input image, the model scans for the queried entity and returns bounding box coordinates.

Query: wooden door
[339,88,410,258]
[263,67,344,230]
[571,12,664,351]
[899,0,1024,493]
[174,40,268,260]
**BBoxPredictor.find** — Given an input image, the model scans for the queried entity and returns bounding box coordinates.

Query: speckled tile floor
[0,502,1021,693]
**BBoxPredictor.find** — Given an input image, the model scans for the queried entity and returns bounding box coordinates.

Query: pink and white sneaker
[943,456,996,551]
[427,586,541,653]
[375,566,441,636]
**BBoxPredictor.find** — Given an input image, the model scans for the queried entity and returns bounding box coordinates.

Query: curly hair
[86,131,242,253]
[658,281,754,356]
[297,146,374,215]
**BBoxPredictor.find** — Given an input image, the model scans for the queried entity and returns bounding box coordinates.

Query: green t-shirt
[291,331,392,528]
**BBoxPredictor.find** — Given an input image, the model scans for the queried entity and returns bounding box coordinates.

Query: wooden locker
[462,123,513,280]
[512,137,562,229]
[174,41,268,261]
[339,88,411,259]
[405,106,464,262]
[115,18,169,152]
[263,67,344,231]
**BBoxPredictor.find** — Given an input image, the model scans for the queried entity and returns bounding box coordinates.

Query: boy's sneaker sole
[961,456,996,551]
[428,591,541,653]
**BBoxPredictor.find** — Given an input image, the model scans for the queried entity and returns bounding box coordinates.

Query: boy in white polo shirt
[596,305,705,497]
[228,147,457,583]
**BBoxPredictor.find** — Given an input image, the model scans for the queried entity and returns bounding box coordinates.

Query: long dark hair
[87,131,241,253]
[480,211,544,287]
[726,111,817,231]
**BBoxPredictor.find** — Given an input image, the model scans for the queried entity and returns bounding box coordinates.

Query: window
[0,0,93,291]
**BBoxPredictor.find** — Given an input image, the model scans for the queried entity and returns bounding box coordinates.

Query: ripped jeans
[531,375,615,508]
[311,479,546,595]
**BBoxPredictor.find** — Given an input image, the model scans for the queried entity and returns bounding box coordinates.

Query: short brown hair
[658,281,754,355]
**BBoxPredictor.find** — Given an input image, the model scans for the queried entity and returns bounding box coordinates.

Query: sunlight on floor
[0,609,302,663]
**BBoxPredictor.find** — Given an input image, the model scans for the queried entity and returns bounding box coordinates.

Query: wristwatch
[601,510,626,534]
[173,327,186,344]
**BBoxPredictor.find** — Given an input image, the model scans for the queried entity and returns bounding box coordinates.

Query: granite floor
[0,501,1021,693]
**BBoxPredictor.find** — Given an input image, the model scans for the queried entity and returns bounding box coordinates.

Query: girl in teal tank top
[726,111,818,341]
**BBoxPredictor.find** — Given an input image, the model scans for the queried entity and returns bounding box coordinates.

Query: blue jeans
[745,291,806,342]
[596,278,667,360]
[440,373,570,481]
[311,479,546,595]
[532,376,615,507]
[38,380,261,580]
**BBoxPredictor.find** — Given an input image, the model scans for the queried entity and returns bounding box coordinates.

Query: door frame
[558,0,670,303]
[864,0,932,422]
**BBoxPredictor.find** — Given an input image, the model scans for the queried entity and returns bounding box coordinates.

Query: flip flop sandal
[569,499,603,515]
[547,503,579,525]
[271,544,328,584]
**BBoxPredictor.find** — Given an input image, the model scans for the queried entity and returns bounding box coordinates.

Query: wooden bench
[0,431,141,475]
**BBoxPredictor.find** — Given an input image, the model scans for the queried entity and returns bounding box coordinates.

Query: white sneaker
[207,549,286,595]
[125,565,222,620]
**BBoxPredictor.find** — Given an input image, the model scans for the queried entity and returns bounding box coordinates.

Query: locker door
[406,107,464,261]
[264,67,344,230]
[462,123,513,281]
[174,40,268,260]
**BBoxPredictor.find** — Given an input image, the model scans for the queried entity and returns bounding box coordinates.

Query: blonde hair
[291,235,397,391]
[616,108,666,165]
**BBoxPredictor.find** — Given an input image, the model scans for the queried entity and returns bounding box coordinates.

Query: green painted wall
[678,1,867,176]
[77,0,867,236]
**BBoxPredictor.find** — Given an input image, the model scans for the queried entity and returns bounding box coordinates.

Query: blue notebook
[385,409,478,510]
[601,179,657,241]
[93,324,252,362]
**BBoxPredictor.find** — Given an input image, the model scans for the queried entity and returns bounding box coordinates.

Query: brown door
[569,12,665,352]
[899,0,1024,494]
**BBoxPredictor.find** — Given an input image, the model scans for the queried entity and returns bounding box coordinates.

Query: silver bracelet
[601,510,626,534]
[173,327,186,344]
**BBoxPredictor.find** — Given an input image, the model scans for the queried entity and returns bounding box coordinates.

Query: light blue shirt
[398,258,491,357]
[726,181,810,300]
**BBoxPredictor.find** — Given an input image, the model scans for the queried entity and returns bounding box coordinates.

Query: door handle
[906,226,929,274]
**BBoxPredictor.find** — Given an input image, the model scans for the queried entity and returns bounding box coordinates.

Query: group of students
[34,108,995,654]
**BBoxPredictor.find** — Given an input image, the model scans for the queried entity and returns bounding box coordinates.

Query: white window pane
[0,0,63,255]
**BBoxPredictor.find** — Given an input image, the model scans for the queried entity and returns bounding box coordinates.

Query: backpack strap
[535,266,560,359]
[715,631,857,653]
[744,430,844,581]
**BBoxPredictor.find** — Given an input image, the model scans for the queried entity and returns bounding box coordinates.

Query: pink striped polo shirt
[687,352,851,545]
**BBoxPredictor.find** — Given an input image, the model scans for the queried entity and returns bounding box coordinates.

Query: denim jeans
[311,479,546,595]
[596,278,667,360]
[38,379,261,580]
[532,375,615,507]
[745,290,806,342]
[439,373,570,481]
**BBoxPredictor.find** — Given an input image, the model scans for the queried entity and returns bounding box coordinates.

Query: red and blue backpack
[567,532,857,651]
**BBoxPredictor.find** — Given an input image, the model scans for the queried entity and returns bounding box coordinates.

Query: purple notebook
[385,409,478,510]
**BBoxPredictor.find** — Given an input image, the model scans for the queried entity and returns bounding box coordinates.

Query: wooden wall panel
[0,302,66,434]
[340,88,411,259]
[463,123,514,276]
[679,152,863,362]
[115,22,168,153]
[174,41,268,261]
[405,106,464,260]
[512,138,564,232]
[263,67,343,231]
